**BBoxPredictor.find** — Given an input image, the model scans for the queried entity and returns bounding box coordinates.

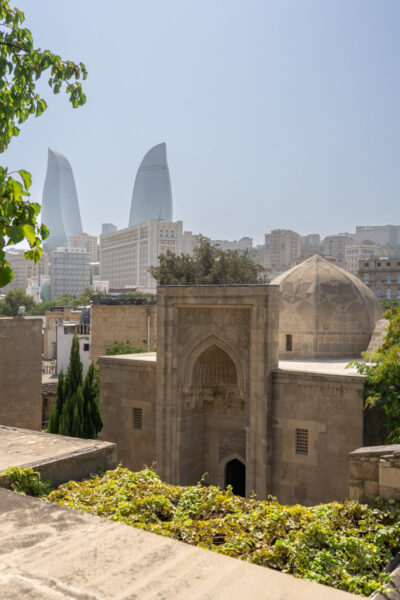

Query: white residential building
[344,245,380,276]
[100,219,183,289]
[50,247,90,300]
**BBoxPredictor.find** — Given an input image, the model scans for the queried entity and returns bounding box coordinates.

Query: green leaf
[18,169,32,190]
[0,264,14,286]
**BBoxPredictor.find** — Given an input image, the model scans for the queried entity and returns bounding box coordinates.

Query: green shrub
[1,466,51,496]
[48,467,400,596]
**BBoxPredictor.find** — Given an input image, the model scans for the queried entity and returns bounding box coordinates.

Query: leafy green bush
[48,467,400,596]
[105,339,148,355]
[0,466,51,496]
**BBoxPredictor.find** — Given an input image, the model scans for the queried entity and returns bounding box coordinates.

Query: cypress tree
[48,333,102,439]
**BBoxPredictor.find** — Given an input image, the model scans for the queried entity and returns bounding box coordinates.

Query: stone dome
[272,255,382,359]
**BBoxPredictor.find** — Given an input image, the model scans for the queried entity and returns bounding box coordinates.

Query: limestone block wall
[0,317,42,430]
[349,445,400,502]
[98,354,156,471]
[91,305,157,363]
[271,369,365,505]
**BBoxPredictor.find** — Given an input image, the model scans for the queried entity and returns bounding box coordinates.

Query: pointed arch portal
[225,458,246,497]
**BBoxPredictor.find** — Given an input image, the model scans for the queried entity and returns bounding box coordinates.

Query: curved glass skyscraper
[128,142,173,226]
[41,148,82,251]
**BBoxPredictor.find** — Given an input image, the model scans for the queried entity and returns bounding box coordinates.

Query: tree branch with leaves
[0,0,87,286]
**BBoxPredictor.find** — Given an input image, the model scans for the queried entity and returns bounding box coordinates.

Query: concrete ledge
[0,487,356,599]
[0,425,117,487]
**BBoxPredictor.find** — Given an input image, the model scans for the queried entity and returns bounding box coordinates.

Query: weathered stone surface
[0,317,42,431]
[272,255,382,360]
[0,487,357,600]
[91,304,157,362]
[0,426,117,487]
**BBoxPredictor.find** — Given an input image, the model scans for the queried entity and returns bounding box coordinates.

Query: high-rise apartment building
[264,229,301,267]
[211,237,253,252]
[41,149,83,252]
[356,225,400,246]
[344,244,380,276]
[50,247,90,300]
[322,235,354,261]
[2,250,49,294]
[182,231,200,255]
[358,257,400,300]
[301,234,321,254]
[101,223,117,235]
[100,219,183,289]
[68,232,98,262]
[129,143,173,227]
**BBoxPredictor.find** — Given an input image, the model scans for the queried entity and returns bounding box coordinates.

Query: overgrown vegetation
[48,333,102,438]
[105,338,148,355]
[0,466,50,496]
[149,236,268,284]
[47,466,400,596]
[350,306,400,443]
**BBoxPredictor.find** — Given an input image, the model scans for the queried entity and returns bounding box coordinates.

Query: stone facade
[271,369,364,505]
[91,304,157,362]
[0,317,42,431]
[358,257,400,300]
[349,445,400,503]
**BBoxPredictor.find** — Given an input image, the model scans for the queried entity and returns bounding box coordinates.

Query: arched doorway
[225,458,246,496]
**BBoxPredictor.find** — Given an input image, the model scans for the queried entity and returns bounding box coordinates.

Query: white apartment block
[182,231,200,255]
[68,232,98,262]
[3,250,49,294]
[100,219,183,289]
[322,235,354,261]
[50,247,91,300]
[211,237,253,252]
[355,225,400,246]
[264,229,301,267]
[344,245,380,276]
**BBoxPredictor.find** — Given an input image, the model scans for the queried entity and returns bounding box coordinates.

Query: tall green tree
[0,287,35,315]
[0,1,87,287]
[350,306,400,443]
[149,236,268,285]
[48,334,102,439]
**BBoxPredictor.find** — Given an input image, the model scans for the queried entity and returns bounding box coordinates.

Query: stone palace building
[99,255,384,505]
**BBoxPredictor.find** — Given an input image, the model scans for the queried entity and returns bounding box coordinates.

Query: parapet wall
[349,445,400,502]
[0,317,42,431]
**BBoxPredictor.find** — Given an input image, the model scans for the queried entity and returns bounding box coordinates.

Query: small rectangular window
[133,407,142,430]
[83,343,89,351]
[296,428,308,455]
[286,334,293,352]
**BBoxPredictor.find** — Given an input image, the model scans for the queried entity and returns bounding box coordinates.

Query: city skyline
[2,0,400,245]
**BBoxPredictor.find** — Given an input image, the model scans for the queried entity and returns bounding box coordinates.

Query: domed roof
[272,255,382,359]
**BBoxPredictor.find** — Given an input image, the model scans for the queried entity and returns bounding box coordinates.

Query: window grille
[296,428,308,455]
[286,334,293,352]
[133,407,142,430]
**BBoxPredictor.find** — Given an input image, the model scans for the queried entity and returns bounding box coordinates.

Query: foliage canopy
[0,0,86,287]
[48,334,102,438]
[105,339,148,355]
[349,306,400,443]
[149,236,268,285]
[48,466,400,596]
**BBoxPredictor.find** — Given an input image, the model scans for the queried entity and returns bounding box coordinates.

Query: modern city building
[101,223,117,235]
[358,257,400,300]
[344,244,380,276]
[182,231,200,255]
[100,219,183,289]
[211,237,253,252]
[264,229,301,268]
[301,234,321,254]
[2,250,49,295]
[128,143,173,227]
[41,148,83,252]
[50,247,90,300]
[68,232,98,262]
[322,235,354,261]
[355,225,400,246]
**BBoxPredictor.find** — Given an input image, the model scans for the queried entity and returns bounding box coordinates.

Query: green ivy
[1,466,51,496]
[48,467,400,596]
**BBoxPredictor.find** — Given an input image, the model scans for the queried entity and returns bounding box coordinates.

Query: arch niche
[179,337,246,492]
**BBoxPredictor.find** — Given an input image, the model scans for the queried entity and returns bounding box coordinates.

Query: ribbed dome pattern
[193,345,237,386]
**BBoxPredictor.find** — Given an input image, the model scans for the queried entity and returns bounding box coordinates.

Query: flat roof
[278,359,364,377]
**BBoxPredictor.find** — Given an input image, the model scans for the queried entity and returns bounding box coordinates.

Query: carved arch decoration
[182,334,246,397]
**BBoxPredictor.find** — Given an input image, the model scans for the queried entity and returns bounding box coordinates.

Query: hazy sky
[3,0,400,244]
